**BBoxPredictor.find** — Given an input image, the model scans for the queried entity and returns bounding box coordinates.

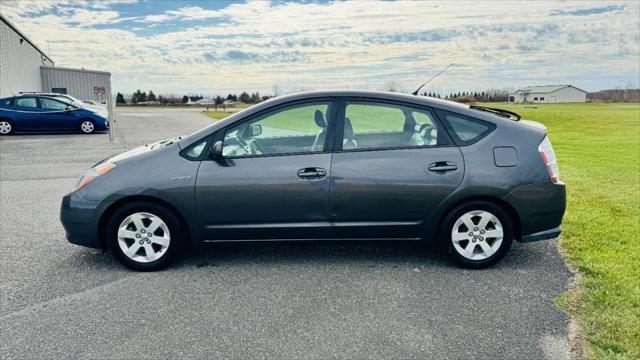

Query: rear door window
[14,97,37,108]
[340,101,448,150]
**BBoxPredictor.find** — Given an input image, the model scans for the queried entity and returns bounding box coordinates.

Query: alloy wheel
[0,121,12,134]
[451,210,503,261]
[80,121,94,133]
[117,212,171,263]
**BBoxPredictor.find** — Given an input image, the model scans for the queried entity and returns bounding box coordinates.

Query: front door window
[222,102,332,157]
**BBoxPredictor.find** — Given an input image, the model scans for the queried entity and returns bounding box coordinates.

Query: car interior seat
[238,124,264,155]
[311,110,327,151]
[409,123,437,146]
[343,117,357,150]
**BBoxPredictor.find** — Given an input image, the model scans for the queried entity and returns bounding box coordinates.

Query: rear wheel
[106,201,182,271]
[0,120,13,135]
[441,201,513,269]
[79,120,95,134]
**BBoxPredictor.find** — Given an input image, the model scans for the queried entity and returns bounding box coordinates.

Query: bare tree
[383,81,401,93]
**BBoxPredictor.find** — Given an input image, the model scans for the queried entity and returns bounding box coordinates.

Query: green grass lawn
[485,102,639,359]
[203,111,234,121]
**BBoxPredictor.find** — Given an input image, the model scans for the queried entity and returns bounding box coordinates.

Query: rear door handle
[297,167,327,179]
[428,162,458,173]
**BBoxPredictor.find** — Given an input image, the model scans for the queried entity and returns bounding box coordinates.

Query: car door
[37,97,77,131]
[11,97,40,130]
[195,99,337,241]
[329,99,464,239]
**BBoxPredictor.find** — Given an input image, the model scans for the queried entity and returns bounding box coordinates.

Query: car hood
[105,136,183,164]
[84,106,108,117]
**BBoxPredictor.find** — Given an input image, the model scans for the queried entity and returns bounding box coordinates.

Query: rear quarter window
[437,110,495,145]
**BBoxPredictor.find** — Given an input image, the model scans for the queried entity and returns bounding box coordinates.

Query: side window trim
[179,132,217,161]
[219,98,338,159]
[332,97,454,153]
[434,109,496,146]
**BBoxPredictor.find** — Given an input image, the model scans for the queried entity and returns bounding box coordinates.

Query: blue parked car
[0,95,109,135]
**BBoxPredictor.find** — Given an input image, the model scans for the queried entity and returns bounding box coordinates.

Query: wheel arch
[77,117,96,128]
[432,195,522,242]
[0,117,15,134]
[0,116,14,125]
[97,195,192,250]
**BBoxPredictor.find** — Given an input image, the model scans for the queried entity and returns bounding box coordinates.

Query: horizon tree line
[117,90,271,106]
[115,87,640,106]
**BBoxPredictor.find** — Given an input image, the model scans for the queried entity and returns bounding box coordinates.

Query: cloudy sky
[1,0,638,96]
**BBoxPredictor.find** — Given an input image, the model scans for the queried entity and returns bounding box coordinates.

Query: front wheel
[440,201,513,269]
[0,120,13,135]
[106,202,182,271]
[79,120,95,134]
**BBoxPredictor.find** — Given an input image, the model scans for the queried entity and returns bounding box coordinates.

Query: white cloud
[139,14,172,23]
[0,0,638,94]
[137,6,223,23]
[166,6,223,21]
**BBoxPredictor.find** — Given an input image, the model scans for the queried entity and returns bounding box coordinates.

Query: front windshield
[55,95,84,107]
[50,97,76,107]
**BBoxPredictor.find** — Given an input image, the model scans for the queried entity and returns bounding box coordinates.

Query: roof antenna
[412,63,454,96]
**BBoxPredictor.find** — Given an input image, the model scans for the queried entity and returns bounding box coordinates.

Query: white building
[0,14,54,97]
[508,85,587,103]
[196,98,215,105]
[0,14,111,103]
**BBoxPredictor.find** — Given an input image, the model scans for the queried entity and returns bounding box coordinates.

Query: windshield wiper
[470,105,521,121]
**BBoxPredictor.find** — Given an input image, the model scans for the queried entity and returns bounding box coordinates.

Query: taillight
[538,136,560,183]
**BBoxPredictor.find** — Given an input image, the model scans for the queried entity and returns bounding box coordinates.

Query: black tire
[79,119,96,134]
[106,201,182,271]
[0,119,14,135]
[440,200,513,269]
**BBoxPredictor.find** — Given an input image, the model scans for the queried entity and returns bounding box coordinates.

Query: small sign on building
[94,86,105,95]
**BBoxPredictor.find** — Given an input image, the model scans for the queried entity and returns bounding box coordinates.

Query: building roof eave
[0,14,54,64]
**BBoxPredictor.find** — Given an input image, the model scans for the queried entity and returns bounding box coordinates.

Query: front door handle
[428,161,458,173]
[297,167,327,179]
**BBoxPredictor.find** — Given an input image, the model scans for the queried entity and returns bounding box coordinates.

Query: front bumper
[60,191,103,249]
[504,181,566,242]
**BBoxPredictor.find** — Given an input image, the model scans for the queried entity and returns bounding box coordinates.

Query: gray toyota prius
[60,91,565,271]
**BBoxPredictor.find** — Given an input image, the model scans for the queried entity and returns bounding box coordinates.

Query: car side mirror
[210,140,223,159]
[250,124,262,137]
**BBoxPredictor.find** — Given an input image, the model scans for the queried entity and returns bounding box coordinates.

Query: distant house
[196,98,215,105]
[223,99,239,106]
[508,85,587,103]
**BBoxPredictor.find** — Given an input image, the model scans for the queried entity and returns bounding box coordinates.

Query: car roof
[270,90,471,111]
[18,92,71,97]
[0,95,76,106]
[233,90,515,125]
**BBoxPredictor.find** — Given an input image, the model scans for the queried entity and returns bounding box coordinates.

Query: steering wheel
[248,139,264,155]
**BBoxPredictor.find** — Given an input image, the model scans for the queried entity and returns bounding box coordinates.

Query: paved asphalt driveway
[0,107,573,359]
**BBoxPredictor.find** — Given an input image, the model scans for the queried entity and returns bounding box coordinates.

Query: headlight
[77,162,116,190]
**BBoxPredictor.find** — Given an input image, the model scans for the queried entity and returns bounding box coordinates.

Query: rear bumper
[504,181,566,242]
[520,226,561,242]
[60,191,103,249]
